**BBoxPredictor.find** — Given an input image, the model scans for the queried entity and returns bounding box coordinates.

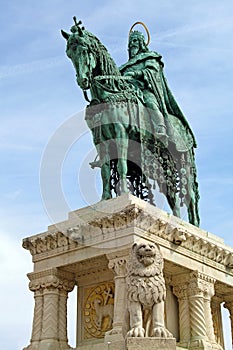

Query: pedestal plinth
[126,337,176,350]
[22,194,233,350]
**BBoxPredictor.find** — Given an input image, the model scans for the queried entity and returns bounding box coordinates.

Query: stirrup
[89,160,102,168]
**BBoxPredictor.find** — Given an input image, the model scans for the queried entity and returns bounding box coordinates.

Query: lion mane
[124,240,172,339]
[126,241,166,308]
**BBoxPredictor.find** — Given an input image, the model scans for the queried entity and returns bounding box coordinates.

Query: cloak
[120,52,197,152]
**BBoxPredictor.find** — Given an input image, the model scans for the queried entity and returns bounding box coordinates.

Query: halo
[129,21,151,46]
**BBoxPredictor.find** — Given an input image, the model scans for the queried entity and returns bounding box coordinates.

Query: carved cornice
[22,231,78,259]
[27,268,75,292]
[23,203,233,272]
[66,205,141,243]
[67,205,233,270]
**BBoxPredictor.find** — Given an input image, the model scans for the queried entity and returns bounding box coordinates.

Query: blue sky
[0,1,233,349]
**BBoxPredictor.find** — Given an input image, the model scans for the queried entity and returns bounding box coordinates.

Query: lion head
[127,240,164,277]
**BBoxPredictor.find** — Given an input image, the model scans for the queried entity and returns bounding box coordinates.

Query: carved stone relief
[124,240,173,339]
[83,282,115,339]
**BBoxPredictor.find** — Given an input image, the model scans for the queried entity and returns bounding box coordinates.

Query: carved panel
[83,282,115,339]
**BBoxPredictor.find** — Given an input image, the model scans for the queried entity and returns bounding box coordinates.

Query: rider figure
[120,30,167,144]
[120,29,196,148]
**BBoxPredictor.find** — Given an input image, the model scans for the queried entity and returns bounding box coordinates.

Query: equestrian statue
[61,17,200,226]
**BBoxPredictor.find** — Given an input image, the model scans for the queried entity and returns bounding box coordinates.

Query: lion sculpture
[124,241,173,338]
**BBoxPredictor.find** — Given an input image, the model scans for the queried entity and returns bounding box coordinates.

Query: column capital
[172,272,190,299]
[188,271,215,298]
[107,255,128,277]
[27,268,75,292]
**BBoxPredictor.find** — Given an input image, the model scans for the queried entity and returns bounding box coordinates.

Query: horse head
[61,25,97,90]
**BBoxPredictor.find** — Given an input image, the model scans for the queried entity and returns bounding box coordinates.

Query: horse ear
[61,29,70,40]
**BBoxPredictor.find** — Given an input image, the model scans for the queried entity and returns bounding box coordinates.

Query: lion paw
[127,326,145,337]
[152,326,173,338]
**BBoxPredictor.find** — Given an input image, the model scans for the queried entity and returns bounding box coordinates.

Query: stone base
[23,341,72,350]
[76,341,124,350]
[189,339,215,350]
[126,337,176,350]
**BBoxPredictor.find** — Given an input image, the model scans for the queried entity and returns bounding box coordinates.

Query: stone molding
[23,203,233,271]
[23,231,78,261]
[28,268,75,292]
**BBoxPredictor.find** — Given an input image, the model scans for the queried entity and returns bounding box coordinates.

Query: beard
[129,45,139,58]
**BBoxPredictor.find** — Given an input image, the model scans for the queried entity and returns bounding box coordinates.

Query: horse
[61,20,200,227]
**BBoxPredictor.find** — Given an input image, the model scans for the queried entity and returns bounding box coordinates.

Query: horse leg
[116,134,129,194]
[167,194,181,218]
[92,139,112,200]
[101,162,111,200]
[187,195,200,226]
[185,164,200,226]
[172,194,181,218]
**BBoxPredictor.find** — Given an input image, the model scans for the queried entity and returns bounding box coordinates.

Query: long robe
[120,52,197,152]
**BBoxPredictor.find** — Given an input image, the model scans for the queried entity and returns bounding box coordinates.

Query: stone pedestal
[126,337,176,350]
[22,194,233,350]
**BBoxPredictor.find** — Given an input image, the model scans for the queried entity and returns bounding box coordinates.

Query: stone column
[202,278,223,349]
[224,296,233,347]
[188,271,219,350]
[25,268,75,350]
[212,296,224,349]
[40,283,60,347]
[172,274,191,348]
[106,255,128,341]
[28,288,43,348]
[58,287,71,348]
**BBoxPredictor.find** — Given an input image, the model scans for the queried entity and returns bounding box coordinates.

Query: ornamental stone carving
[24,268,75,350]
[83,282,114,339]
[106,255,128,338]
[22,231,78,259]
[173,271,223,350]
[124,241,173,339]
[23,202,233,272]
[22,195,233,350]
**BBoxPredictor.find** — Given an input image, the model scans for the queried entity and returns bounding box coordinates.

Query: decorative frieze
[22,231,78,259]
[68,205,233,270]
[23,203,233,273]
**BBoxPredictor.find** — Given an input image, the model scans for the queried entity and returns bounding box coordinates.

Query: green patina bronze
[61,17,200,226]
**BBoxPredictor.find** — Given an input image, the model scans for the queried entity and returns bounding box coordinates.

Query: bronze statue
[61,18,200,226]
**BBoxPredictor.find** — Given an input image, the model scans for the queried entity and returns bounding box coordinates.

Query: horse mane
[85,30,121,77]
